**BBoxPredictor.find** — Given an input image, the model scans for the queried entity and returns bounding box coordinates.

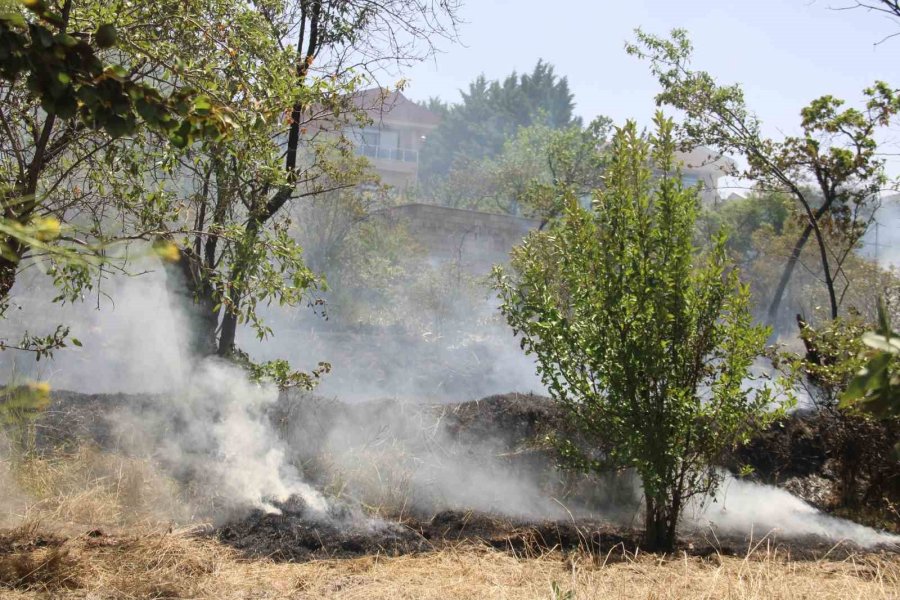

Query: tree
[741,213,898,325]
[775,308,900,507]
[143,0,460,359]
[2,0,460,376]
[493,115,782,551]
[425,116,612,223]
[696,190,792,269]
[292,183,392,276]
[846,0,900,18]
[835,1,900,43]
[418,60,579,181]
[627,30,900,325]
[695,189,899,325]
[0,0,234,356]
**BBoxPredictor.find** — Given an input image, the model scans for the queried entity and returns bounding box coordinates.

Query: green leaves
[0,2,236,144]
[841,352,896,413]
[419,60,580,181]
[629,29,898,322]
[93,23,115,48]
[0,323,72,360]
[238,353,332,391]
[192,95,213,115]
[839,299,900,419]
[494,114,780,548]
[0,0,245,295]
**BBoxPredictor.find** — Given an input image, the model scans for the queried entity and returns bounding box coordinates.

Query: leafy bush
[494,114,786,551]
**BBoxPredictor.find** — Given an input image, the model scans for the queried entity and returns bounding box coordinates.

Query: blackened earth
[213,496,898,562]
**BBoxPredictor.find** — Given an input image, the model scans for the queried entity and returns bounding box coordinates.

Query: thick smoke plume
[690,475,900,548]
[276,395,575,519]
[0,257,553,520]
[1,263,328,515]
[109,360,328,515]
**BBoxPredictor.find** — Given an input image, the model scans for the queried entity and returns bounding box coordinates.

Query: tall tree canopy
[0,0,461,372]
[424,116,611,221]
[628,29,900,326]
[0,0,239,356]
[418,60,579,181]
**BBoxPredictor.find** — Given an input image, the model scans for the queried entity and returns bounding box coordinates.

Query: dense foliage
[628,30,900,325]
[0,0,459,376]
[494,114,785,551]
[419,61,579,182]
[699,191,899,325]
[424,116,612,221]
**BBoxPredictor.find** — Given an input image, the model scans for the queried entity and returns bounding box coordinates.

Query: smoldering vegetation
[1,260,899,559]
[14,383,900,558]
[28,385,613,523]
[11,388,900,553]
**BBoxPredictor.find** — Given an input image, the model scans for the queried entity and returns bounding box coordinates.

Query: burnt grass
[215,502,631,561]
[14,389,900,561]
[214,500,896,562]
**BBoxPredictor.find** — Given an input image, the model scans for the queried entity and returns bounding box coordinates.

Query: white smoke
[0,255,550,520]
[240,294,544,403]
[282,396,571,519]
[1,262,190,393]
[3,254,899,548]
[1,258,327,516]
[688,475,900,548]
[109,360,328,515]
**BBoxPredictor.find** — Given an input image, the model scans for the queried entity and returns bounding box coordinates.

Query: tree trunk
[209,4,317,357]
[767,182,846,325]
[767,222,813,324]
[215,218,263,357]
[0,1,72,310]
[163,247,220,357]
[217,306,238,357]
[643,496,677,553]
[0,238,22,306]
[766,220,839,324]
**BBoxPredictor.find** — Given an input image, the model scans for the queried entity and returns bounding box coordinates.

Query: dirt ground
[0,524,898,599]
[213,501,896,563]
[2,391,899,598]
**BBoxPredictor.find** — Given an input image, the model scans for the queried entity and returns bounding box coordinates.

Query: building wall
[351,90,441,191]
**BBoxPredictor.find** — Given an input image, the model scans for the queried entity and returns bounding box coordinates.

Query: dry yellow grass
[0,526,897,599]
[1,446,189,532]
[1,447,898,599]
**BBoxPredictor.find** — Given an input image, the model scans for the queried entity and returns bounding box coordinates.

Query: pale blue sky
[399,0,900,177]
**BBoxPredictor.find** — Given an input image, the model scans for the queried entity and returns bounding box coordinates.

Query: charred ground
[11,389,900,561]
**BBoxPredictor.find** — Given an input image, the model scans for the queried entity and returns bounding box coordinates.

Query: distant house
[349,87,733,203]
[347,88,441,191]
[354,87,736,272]
[672,147,737,205]
[861,194,900,269]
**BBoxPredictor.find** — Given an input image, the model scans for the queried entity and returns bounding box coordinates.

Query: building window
[681,174,701,188]
[350,127,417,163]
[379,129,399,149]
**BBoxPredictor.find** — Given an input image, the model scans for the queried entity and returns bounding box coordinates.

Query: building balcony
[356,143,419,163]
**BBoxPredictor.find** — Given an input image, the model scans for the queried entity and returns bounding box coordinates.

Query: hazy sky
[399,0,900,175]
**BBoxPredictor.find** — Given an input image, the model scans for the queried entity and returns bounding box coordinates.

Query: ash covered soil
[214,498,896,562]
[19,389,900,561]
